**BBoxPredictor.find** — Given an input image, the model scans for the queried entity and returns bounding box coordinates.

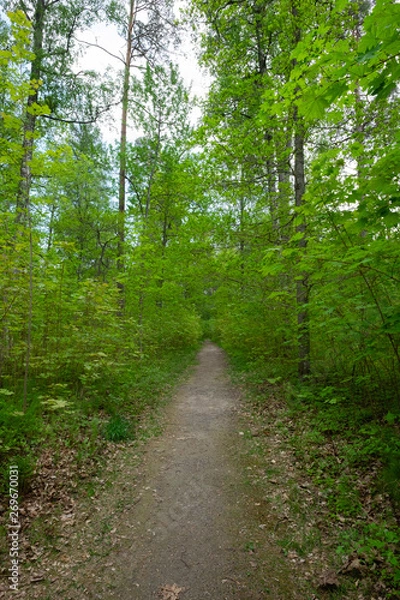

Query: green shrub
[103,415,132,442]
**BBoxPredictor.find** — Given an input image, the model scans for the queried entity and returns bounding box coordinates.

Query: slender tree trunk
[117,0,136,307]
[46,201,56,251]
[266,154,280,233]
[23,215,34,413]
[138,285,144,355]
[291,0,310,380]
[137,118,162,348]
[157,210,169,309]
[15,1,45,408]
[17,0,45,222]
[293,108,310,379]
[239,194,246,295]
[353,12,367,213]
[277,128,292,243]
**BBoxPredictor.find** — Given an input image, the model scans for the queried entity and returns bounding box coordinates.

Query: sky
[76,1,211,143]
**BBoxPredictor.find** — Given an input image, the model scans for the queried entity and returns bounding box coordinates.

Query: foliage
[0,1,399,593]
[104,415,132,442]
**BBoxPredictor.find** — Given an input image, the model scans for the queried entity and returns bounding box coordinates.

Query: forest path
[25,342,305,600]
[115,340,246,599]
[100,341,300,600]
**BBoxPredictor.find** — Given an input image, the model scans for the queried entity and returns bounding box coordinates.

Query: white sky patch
[74,1,211,144]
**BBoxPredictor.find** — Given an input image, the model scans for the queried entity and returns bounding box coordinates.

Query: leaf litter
[158,583,187,599]
[235,376,399,599]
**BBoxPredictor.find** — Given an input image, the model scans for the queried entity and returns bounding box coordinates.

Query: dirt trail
[15,342,306,599]
[105,342,298,599]
[113,341,248,599]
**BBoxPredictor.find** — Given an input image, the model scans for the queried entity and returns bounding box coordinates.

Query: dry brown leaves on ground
[237,387,398,599]
[0,436,125,598]
[158,583,187,599]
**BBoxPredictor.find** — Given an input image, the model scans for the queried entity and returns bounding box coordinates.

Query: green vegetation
[230,352,400,595]
[0,346,198,493]
[0,0,399,593]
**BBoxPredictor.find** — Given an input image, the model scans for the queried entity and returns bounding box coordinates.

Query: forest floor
[1,342,394,599]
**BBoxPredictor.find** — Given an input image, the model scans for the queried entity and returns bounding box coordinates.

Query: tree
[124,62,194,351]
[111,0,177,306]
[1,0,114,220]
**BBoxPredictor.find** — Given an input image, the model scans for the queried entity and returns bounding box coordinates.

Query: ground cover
[232,359,400,600]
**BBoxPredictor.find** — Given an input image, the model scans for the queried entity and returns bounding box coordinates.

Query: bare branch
[45,0,63,8]
[41,100,122,124]
[73,36,126,65]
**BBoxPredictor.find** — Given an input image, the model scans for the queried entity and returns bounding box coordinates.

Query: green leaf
[0,389,14,396]
[357,44,382,64]
[384,412,397,425]
[291,231,306,242]
[298,91,330,120]
[41,398,71,411]
[382,211,400,228]
[324,81,348,102]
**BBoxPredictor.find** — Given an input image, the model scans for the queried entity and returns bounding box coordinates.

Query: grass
[104,415,132,442]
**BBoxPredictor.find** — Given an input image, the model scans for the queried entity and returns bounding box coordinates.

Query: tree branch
[73,36,126,65]
[40,100,122,124]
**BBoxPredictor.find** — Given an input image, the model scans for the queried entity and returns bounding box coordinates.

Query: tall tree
[1,0,113,220]
[112,0,177,306]
[124,62,192,351]
[117,0,135,300]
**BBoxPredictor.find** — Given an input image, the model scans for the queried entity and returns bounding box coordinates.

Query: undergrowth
[228,351,400,598]
[0,346,199,499]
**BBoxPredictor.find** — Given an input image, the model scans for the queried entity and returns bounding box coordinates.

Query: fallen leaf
[30,572,46,583]
[318,570,339,589]
[159,583,186,600]
[339,554,366,575]
[250,560,258,568]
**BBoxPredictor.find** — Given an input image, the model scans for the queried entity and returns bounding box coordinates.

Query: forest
[0,0,399,596]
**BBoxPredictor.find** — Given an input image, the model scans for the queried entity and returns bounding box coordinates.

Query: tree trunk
[16,0,45,222]
[293,108,310,379]
[23,218,34,412]
[117,0,136,308]
[14,0,45,409]
[291,0,310,380]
